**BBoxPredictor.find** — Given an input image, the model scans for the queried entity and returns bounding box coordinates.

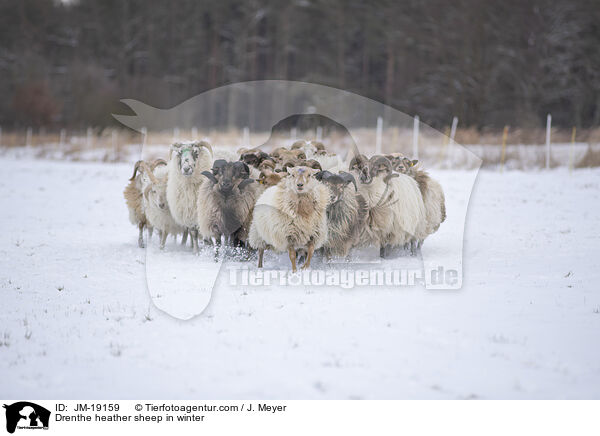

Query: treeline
[1,0,599,130]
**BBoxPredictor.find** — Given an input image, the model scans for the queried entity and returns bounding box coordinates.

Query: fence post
[375,116,383,154]
[545,114,552,169]
[173,127,180,142]
[191,127,198,140]
[412,115,420,159]
[86,127,92,148]
[0,126,2,147]
[59,128,66,147]
[26,127,32,147]
[316,126,323,142]
[569,126,576,174]
[112,129,118,160]
[291,127,297,141]
[242,127,250,147]
[444,116,458,166]
[500,125,509,173]
[141,127,147,148]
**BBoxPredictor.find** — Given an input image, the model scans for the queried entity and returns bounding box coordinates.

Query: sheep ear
[315,171,325,181]
[411,159,418,166]
[238,179,254,190]
[201,171,218,184]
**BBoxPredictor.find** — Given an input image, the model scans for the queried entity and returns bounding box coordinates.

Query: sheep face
[145,181,168,210]
[202,160,253,197]
[386,154,405,172]
[349,154,371,184]
[316,171,357,204]
[174,145,201,176]
[285,166,319,194]
[369,155,395,179]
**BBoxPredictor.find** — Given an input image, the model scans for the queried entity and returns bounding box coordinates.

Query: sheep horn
[198,140,213,155]
[291,140,306,150]
[315,170,333,181]
[201,171,218,184]
[369,155,393,176]
[306,159,322,170]
[238,179,255,190]
[339,171,358,192]
[139,161,158,184]
[293,150,307,160]
[143,185,152,200]
[313,141,326,151]
[151,158,167,170]
[384,173,399,183]
[129,160,144,180]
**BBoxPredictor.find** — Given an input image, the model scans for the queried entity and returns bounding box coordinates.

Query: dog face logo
[3,402,50,434]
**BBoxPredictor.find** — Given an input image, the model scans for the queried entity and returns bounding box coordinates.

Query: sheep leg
[148,227,153,240]
[288,247,298,273]
[160,231,168,249]
[138,223,145,248]
[380,245,386,258]
[410,240,418,256]
[181,229,188,246]
[211,236,220,259]
[258,248,264,268]
[191,229,199,254]
[301,241,315,270]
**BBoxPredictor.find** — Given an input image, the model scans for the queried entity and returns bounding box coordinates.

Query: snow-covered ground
[1,157,599,399]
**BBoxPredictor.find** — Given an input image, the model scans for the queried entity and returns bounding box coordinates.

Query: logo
[3,402,50,434]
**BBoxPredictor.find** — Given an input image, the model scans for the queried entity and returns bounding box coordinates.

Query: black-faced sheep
[197,160,258,247]
[316,170,368,258]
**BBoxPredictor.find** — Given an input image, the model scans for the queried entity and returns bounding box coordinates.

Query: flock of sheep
[124,139,446,272]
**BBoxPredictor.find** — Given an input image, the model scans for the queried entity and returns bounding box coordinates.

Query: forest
[1,0,599,130]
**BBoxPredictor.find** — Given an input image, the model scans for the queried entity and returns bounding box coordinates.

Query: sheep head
[316,170,357,204]
[202,160,254,197]
[385,153,405,172]
[258,159,276,172]
[285,165,320,194]
[240,150,271,168]
[349,154,371,184]
[144,179,168,210]
[171,141,212,176]
[129,160,144,181]
[258,168,284,187]
[400,157,419,175]
[369,155,398,183]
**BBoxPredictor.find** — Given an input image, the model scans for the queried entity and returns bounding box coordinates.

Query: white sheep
[141,163,185,249]
[166,141,213,254]
[123,159,165,247]
[401,158,446,242]
[248,166,329,272]
[351,155,426,256]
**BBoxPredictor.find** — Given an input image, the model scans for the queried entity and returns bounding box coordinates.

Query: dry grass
[1,126,599,169]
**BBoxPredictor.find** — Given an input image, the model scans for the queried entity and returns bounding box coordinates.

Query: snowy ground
[1,157,599,399]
